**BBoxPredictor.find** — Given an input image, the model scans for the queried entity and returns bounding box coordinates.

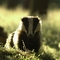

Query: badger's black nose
[28,34,33,38]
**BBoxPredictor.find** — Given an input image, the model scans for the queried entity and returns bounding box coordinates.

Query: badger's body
[5,16,42,52]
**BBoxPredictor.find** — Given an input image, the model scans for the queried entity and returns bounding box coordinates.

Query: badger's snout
[28,34,34,38]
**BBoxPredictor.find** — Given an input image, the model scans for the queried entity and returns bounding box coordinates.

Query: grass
[0,45,40,60]
[0,5,60,60]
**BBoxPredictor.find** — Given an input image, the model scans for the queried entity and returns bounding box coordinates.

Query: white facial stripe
[34,20,41,34]
[17,21,27,34]
[28,18,33,35]
[22,23,27,34]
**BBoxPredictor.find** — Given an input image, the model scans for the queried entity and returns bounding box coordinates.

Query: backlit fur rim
[21,16,41,20]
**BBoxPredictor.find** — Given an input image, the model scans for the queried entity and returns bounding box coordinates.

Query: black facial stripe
[33,18,39,33]
[22,17,29,33]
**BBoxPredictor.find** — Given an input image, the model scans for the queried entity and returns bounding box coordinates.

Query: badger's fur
[5,16,42,52]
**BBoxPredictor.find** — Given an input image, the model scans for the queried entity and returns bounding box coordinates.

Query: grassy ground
[0,6,60,60]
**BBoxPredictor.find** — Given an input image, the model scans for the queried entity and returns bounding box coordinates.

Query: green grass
[0,6,60,60]
[0,44,55,60]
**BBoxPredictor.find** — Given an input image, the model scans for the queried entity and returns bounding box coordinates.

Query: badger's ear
[21,17,28,22]
[33,18,39,24]
[21,17,28,26]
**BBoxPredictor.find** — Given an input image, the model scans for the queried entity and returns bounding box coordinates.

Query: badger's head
[18,16,42,38]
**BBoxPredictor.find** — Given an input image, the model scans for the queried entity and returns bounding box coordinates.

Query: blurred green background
[0,0,60,60]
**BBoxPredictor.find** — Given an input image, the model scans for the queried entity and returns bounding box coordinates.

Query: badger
[5,16,42,52]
